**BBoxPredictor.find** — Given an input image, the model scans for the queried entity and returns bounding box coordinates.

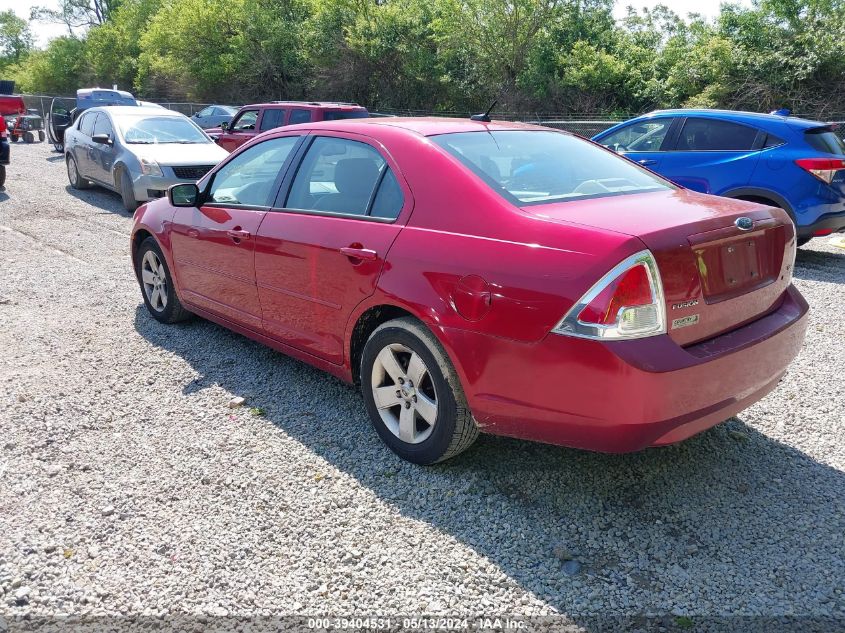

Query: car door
[70,111,97,178]
[595,117,678,171]
[169,135,304,330]
[255,133,409,364]
[658,117,763,194]
[88,111,117,184]
[217,108,259,152]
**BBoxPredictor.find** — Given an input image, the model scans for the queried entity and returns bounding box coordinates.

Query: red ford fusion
[130,117,808,464]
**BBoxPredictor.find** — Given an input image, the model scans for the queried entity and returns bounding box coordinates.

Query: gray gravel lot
[0,142,843,629]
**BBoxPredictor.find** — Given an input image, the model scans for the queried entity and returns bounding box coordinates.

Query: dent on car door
[597,118,677,170]
[169,135,304,329]
[255,134,409,364]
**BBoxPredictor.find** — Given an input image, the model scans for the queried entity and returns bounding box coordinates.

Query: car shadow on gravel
[794,248,845,283]
[134,306,845,621]
[64,185,129,215]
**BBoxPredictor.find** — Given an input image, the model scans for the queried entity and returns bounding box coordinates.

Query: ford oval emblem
[735,217,754,231]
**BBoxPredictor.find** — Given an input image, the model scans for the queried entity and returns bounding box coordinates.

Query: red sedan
[130,118,808,464]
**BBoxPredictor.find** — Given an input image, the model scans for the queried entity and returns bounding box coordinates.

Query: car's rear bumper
[796,210,845,239]
[441,285,809,452]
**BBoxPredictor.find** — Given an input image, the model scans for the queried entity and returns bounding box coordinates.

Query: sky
[7,0,753,48]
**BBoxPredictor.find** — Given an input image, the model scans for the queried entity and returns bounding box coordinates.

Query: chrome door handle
[227,229,251,241]
[340,246,378,261]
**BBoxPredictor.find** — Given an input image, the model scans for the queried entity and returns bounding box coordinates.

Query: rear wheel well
[733,194,780,208]
[350,305,417,384]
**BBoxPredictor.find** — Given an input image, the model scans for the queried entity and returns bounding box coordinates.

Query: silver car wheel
[371,343,438,444]
[67,157,77,186]
[141,250,168,312]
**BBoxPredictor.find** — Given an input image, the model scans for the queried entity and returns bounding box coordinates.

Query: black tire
[23,131,35,143]
[53,142,64,153]
[135,237,192,324]
[797,236,812,247]
[66,155,91,190]
[119,168,139,213]
[0,165,5,188]
[10,135,18,143]
[360,317,479,464]
[38,130,45,142]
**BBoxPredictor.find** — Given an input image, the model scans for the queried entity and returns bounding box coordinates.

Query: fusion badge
[672,314,700,329]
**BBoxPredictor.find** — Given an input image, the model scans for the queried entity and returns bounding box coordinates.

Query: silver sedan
[64,106,229,212]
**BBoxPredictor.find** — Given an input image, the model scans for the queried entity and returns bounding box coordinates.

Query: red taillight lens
[577,264,653,325]
[795,157,845,184]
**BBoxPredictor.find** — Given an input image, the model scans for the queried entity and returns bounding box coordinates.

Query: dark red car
[130,118,808,464]
[207,101,369,152]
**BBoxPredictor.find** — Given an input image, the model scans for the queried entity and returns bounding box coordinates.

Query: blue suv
[592,109,845,245]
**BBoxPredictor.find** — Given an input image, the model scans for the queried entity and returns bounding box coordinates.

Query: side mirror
[220,121,229,131]
[92,133,112,145]
[169,183,200,207]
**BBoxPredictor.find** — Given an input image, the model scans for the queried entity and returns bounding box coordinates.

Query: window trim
[667,116,763,153]
[269,132,409,224]
[200,134,307,210]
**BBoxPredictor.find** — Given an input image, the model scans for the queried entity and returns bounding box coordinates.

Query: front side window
[286,137,387,216]
[208,136,300,206]
[78,112,96,136]
[259,108,286,132]
[599,120,672,152]
[92,113,113,137]
[232,110,258,131]
[675,118,758,151]
[289,109,311,125]
[433,130,673,206]
[117,116,209,144]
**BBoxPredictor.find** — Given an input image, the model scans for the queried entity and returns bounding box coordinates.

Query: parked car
[207,101,369,152]
[0,115,8,189]
[48,88,138,153]
[191,104,238,129]
[65,106,228,212]
[131,117,808,464]
[592,109,845,246]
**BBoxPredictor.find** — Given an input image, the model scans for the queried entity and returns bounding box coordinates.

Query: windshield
[117,116,210,144]
[432,130,673,205]
[323,110,369,121]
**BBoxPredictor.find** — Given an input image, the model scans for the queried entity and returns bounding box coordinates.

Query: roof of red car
[288,116,546,137]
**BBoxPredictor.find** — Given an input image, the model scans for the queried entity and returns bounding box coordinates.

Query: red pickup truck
[207,101,369,152]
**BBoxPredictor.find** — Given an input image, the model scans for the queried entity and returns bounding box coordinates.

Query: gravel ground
[0,142,843,630]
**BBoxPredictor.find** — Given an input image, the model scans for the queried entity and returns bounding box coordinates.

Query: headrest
[334,158,380,195]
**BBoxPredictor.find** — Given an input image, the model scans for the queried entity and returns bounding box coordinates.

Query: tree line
[2,0,845,117]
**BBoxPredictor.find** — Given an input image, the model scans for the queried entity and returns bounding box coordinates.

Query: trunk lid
[526,189,795,345]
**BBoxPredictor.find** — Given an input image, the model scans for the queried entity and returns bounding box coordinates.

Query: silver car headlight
[139,158,163,177]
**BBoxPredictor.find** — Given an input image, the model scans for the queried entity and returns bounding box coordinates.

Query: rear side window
[259,108,286,132]
[598,119,672,152]
[285,137,386,216]
[289,109,311,125]
[804,128,845,154]
[432,130,672,206]
[764,134,785,148]
[78,112,96,136]
[675,118,758,151]
[370,169,403,219]
[322,110,369,121]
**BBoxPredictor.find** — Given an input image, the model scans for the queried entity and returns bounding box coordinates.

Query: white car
[64,106,228,212]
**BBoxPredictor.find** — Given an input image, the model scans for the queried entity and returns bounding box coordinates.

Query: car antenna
[470,100,498,123]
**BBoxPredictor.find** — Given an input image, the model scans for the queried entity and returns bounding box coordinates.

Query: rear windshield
[805,128,845,155]
[432,130,673,206]
[323,110,369,121]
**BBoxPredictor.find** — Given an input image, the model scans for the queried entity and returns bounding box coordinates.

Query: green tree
[0,10,35,68]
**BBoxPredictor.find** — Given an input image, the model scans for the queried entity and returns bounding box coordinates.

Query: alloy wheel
[141,250,168,312]
[371,343,438,444]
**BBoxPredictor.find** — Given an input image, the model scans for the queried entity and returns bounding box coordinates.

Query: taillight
[553,250,666,340]
[795,157,845,184]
